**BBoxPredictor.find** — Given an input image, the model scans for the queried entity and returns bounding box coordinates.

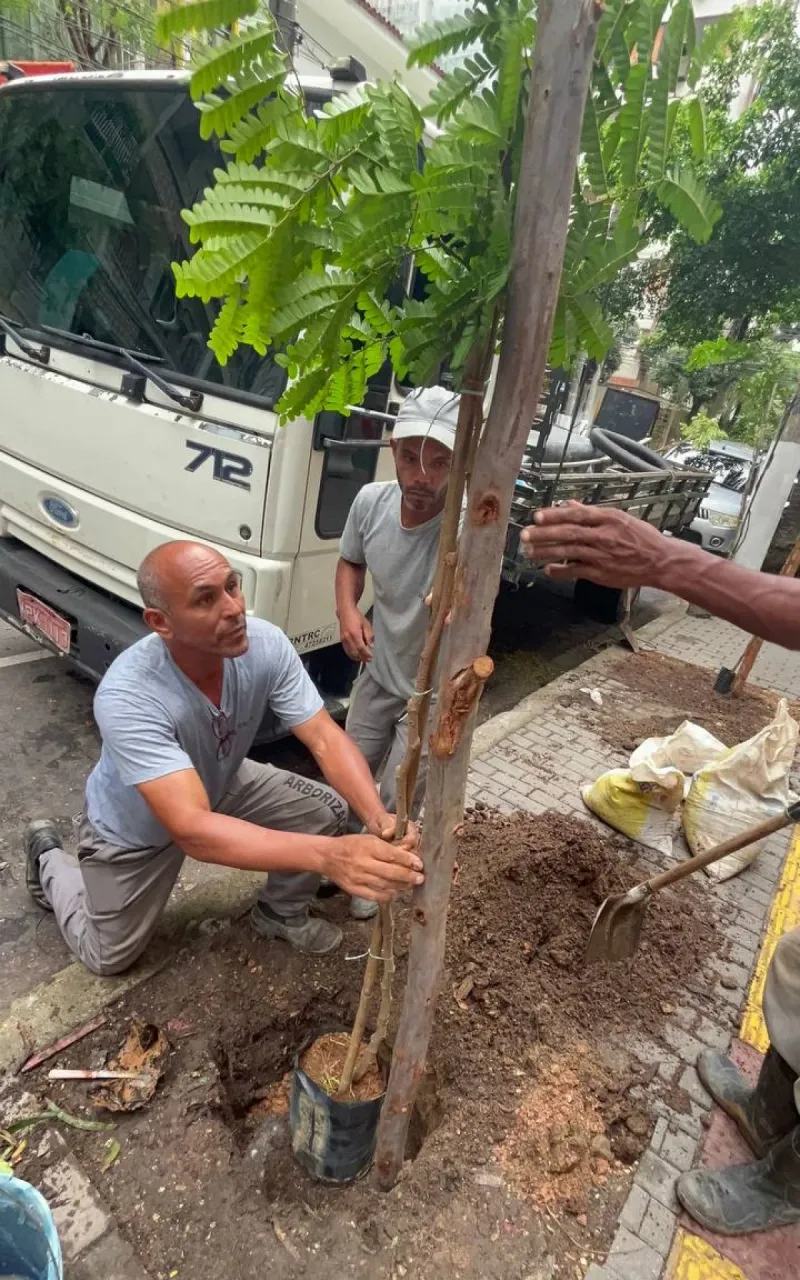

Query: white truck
[0,65,711,730]
[0,64,404,732]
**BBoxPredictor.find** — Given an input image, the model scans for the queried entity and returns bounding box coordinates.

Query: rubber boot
[697,1047,798,1157]
[677,1123,800,1236]
[23,819,61,911]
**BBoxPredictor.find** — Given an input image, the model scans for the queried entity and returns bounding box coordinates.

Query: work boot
[317,878,378,920]
[697,1047,798,1157]
[23,819,61,911]
[250,903,342,955]
[349,896,379,921]
[677,1123,800,1236]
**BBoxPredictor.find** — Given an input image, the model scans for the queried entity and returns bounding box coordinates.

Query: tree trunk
[374,0,603,1190]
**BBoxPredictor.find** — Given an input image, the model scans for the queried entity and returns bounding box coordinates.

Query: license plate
[16,590,71,655]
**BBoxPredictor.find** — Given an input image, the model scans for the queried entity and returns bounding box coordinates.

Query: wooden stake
[338,360,487,1096]
[375,0,603,1189]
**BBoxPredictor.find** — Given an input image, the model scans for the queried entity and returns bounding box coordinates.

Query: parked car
[666,439,758,556]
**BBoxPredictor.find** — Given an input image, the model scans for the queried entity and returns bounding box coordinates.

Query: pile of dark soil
[569,650,800,754]
[423,809,719,1208]
[27,809,724,1280]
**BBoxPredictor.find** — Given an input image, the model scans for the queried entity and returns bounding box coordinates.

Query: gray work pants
[39,759,347,977]
[763,924,800,1111]
[345,668,429,831]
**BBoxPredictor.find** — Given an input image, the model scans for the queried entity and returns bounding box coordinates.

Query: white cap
[392,386,460,452]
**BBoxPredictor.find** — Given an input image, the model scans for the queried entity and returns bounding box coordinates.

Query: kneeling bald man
[24,541,422,975]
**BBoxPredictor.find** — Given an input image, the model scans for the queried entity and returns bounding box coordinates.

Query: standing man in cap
[333,386,460,919]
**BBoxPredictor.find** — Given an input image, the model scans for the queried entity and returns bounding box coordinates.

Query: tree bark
[375,0,603,1190]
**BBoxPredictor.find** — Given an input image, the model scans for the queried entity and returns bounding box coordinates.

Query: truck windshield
[0,80,286,403]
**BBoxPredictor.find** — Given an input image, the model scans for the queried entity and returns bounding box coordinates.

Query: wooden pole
[337,357,486,1096]
[374,0,603,1189]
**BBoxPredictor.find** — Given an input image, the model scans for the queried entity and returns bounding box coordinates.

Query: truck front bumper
[0,535,147,680]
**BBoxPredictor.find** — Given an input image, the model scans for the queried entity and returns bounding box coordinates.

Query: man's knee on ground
[81,947,141,978]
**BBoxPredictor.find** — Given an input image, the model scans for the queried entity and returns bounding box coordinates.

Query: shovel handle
[644,803,800,894]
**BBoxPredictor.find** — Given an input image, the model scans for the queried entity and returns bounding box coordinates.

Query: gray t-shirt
[340,482,443,701]
[85,618,323,849]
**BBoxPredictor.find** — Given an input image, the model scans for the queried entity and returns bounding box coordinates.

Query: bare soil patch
[566,650,800,754]
[16,809,726,1280]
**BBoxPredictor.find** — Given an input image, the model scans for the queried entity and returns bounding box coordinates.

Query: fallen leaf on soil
[19,1014,107,1074]
[166,1019,196,1039]
[101,1137,121,1172]
[91,1021,168,1113]
[5,1102,114,1136]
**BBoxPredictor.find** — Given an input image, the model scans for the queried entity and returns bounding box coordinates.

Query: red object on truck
[0,61,75,85]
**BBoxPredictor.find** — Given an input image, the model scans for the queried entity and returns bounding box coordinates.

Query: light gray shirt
[85,619,323,849]
[340,481,443,701]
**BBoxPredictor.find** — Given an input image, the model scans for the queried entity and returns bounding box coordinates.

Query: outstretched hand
[519,501,672,591]
[327,832,424,903]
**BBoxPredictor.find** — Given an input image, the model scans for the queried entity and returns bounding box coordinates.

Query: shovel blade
[585,886,651,965]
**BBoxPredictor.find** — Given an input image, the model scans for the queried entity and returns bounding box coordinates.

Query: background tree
[158,0,721,1185]
[1,0,183,69]
[642,0,800,344]
[641,330,800,449]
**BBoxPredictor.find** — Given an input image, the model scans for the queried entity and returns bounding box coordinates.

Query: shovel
[586,800,800,965]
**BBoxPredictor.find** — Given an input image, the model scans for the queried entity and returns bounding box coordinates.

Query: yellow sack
[581,764,684,855]
[582,720,728,856]
[683,699,798,882]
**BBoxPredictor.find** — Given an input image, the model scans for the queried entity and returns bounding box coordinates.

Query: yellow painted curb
[664,825,800,1279]
[741,825,800,1054]
[667,1230,748,1279]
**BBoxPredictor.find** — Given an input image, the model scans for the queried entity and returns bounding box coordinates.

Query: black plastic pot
[289,1032,385,1185]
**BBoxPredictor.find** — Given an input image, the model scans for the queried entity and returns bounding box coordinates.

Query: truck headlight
[709,513,739,529]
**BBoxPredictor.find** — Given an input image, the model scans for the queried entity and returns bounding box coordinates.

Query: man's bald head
[137,541,229,613]
[136,542,248,658]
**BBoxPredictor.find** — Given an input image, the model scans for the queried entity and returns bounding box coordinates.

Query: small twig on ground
[19,1014,107,1074]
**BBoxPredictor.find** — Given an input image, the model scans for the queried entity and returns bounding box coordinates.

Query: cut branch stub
[431,656,494,758]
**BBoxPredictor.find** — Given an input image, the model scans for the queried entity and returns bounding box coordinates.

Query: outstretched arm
[520,503,800,651]
[137,768,422,902]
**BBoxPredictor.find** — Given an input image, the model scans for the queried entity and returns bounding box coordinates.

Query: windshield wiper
[38,323,204,414]
[0,315,50,365]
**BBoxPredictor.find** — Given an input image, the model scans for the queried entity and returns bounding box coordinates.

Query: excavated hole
[211,995,444,1191]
